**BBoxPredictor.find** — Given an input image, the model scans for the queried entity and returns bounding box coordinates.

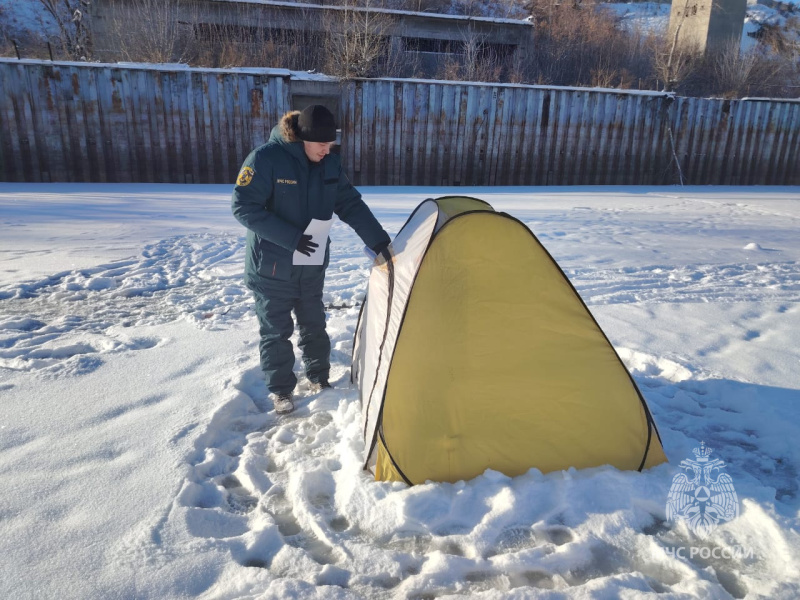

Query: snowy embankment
[1,184,799,599]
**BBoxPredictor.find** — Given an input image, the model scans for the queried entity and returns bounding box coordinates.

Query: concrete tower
[668,0,747,54]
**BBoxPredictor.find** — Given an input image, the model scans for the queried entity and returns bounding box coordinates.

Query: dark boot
[309,380,333,393]
[270,392,294,415]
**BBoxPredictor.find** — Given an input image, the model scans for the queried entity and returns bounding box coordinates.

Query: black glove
[296,234,319,257]
[372,241,393,264]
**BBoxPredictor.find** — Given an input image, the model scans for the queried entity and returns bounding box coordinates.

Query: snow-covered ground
[604,1,673,34]
[1,184,798,599]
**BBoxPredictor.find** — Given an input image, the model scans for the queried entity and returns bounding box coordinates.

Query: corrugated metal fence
[1,59,798,185]
[0,60,289,184]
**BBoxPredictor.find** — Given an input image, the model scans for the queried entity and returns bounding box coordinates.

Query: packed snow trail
[147,332,798,598]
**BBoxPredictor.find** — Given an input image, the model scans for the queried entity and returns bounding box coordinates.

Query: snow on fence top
[0,57,675,97]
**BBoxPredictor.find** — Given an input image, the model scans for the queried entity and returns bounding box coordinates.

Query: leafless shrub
[189,17,306,70]
[433,28,512,83]
[678,40,799,98]
[652,34,698,92]
[436,54,462,81]
[526,0,654,89]
[712,41,762,97]
[37,0,92,60]
[462,30,504,82]
[104,0,193,64]
[323,1,399,78]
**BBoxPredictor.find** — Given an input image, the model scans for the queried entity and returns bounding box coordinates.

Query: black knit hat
[296,104,337,143]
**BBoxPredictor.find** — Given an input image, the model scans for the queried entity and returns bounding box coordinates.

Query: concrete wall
[707,0,748,50]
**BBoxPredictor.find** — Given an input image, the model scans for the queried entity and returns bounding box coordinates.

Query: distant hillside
[0,0,58,39]
[2,0,797,62]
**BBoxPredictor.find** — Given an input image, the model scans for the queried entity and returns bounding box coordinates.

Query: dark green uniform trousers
[251,264,330,394]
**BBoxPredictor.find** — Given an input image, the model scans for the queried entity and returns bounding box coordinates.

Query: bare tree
[461,28,504,83]
[324,1,398,78]
[590,63,618,88]
[104,0,193,64]
[653,36,697,92]
[657,0,699,91]
[37,0,92,59]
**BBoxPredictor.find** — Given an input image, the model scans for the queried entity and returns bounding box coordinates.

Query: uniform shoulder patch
[237,166,255,187]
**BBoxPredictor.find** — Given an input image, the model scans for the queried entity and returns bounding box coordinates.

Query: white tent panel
[357,200,440,467]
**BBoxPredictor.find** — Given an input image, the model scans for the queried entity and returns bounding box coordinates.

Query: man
[232,104,391,415]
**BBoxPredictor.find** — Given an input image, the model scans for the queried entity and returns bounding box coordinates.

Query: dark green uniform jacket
[232,114,390,289]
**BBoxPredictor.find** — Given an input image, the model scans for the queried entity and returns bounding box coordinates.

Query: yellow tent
[352,197,667,484]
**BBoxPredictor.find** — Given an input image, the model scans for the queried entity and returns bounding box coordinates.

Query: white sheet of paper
[292,218,333,265]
